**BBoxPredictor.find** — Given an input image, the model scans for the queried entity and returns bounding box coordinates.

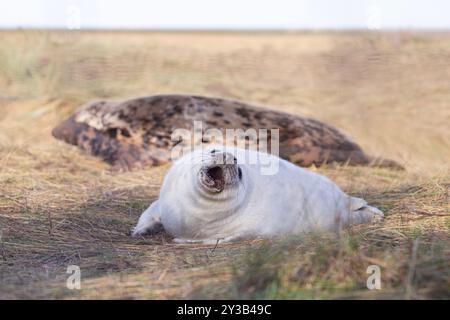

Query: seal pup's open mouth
[199,151,240,193]
[201,165,225,192]
[206,166,223,181]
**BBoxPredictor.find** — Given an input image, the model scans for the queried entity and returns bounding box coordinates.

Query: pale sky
[0,0,449,30]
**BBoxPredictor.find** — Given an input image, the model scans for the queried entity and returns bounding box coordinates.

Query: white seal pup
[132,145,383,243]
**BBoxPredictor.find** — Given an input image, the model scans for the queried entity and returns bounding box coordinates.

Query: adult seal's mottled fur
[52,94,403,169]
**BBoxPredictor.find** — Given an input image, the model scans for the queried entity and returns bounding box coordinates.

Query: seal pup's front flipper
[132,200,164,236]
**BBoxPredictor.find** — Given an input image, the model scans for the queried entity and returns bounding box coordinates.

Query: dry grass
[0,30,449,299]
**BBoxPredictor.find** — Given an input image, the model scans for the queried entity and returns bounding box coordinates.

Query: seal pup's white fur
[132,146,383,243]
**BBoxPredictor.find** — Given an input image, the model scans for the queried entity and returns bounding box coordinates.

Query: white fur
[132,145,383,243]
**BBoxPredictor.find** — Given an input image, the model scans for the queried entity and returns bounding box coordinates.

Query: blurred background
[1,0,449,172]
[0,0,449,299]
[2,0,450,30]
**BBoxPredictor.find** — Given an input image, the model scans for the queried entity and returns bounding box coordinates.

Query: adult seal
[132,145,384,243]
[52,94,403,169]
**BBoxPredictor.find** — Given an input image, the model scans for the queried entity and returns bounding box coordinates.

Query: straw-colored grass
[0,30,448,299]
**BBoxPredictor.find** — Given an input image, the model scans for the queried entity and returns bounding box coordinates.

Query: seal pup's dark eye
[211,149,218,154]
[238,167,242,180]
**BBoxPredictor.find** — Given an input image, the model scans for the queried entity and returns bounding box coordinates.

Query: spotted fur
[52,94,403,170]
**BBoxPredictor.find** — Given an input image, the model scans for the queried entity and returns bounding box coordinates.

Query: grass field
[0,30,448,299]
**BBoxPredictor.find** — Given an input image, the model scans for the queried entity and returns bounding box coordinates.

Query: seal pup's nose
[210,150,237,165]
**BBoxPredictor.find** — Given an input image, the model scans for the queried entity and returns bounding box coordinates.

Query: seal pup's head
[198,148,242,194]
[158,145,249,239]
[164,145,249,207]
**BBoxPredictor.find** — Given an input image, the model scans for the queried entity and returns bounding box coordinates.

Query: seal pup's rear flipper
[347,197,384,225]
